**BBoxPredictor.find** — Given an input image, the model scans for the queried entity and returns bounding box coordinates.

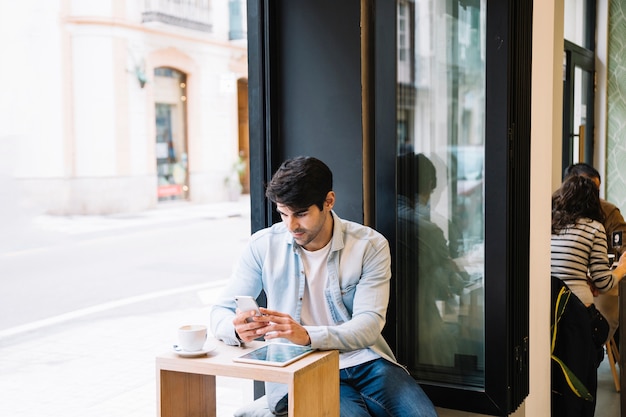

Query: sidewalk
[0,196,254,417]
[0,195,253,256]
[33,195,252,236]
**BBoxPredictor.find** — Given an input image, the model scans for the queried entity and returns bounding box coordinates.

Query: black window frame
[246,0,532,414]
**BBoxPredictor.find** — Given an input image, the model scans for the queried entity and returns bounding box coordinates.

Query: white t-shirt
[300,241,333,326]
[299,242,380,369]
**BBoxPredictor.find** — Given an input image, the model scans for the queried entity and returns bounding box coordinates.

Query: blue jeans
[339,358,438,417]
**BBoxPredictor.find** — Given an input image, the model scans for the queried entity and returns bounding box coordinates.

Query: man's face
[276,193,334,251]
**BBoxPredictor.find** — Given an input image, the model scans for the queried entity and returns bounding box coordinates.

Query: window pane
[572,66,590,164]
[154,68,189,201]
[564,0,588,48]
[396,0,486,387]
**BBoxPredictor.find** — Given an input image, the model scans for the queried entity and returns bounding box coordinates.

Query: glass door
[562,41,595,172]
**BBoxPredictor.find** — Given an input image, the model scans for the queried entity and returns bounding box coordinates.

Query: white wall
[72,32,118,176]
[0,0,66,178]
[0,0,247,214]
[70,0,113,17]
[524,0,562,415]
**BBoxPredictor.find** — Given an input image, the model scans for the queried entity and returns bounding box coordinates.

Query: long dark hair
[552,175,604,234]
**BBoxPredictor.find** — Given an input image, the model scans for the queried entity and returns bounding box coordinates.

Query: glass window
[396,0,486,387]
[571,66,590,164]
[564,0,589,48]
[398,2,409,63]
[229,0,247,40]
[154,68,189,201]
[562,41,595,170]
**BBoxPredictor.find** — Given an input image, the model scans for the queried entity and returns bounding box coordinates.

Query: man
[396,153,466,368]
[563,163,626,344]
[211,156,438,416]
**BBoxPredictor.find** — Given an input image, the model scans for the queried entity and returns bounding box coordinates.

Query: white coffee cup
[178,324,207,352]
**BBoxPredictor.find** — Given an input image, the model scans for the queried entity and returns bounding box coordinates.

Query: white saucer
[172,344,216,358]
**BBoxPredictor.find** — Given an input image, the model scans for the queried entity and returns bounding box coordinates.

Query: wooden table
[156,339,339,417]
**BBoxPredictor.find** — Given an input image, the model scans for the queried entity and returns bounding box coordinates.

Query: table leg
[290,352,339,416]
[158,370,216,417]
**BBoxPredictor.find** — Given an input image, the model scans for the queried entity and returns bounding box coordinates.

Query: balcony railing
[142,0,212,33]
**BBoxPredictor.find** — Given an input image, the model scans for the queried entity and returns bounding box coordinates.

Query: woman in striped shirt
[551,175,626,306]
[551,175,626,415]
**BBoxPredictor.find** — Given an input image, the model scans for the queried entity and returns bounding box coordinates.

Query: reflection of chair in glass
[397,153,466,368]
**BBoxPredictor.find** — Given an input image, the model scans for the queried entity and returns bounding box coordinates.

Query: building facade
[0,0,248,215]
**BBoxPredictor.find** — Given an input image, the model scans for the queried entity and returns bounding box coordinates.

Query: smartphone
[235,295,262,323]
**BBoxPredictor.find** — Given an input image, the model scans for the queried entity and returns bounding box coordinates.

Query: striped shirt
[551,218,614,305]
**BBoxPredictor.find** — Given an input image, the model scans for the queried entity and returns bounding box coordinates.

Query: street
[0,198,251,333]
[0,198,255,417]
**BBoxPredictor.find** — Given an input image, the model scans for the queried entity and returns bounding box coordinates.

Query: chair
[551,277,598,417]
[605,336,620,392]
[233,395,273,417]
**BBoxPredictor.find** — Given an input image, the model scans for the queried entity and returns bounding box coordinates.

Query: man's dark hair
[265,156,333,210]
[563,162,601,183]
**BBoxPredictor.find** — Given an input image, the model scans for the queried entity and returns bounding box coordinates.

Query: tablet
[232,343,314,367]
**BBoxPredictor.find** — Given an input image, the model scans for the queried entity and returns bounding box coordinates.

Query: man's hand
[233,309,270,343]
[253,308,311,346]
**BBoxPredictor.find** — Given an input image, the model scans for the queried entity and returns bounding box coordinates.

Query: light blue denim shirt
[210,211,399,412]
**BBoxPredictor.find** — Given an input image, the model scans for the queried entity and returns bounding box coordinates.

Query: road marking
[0,280,229,340]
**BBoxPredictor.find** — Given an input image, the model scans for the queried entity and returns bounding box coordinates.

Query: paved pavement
[0,196,255,417]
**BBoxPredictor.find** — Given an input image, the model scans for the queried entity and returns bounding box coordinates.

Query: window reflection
[396,0,486,387]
